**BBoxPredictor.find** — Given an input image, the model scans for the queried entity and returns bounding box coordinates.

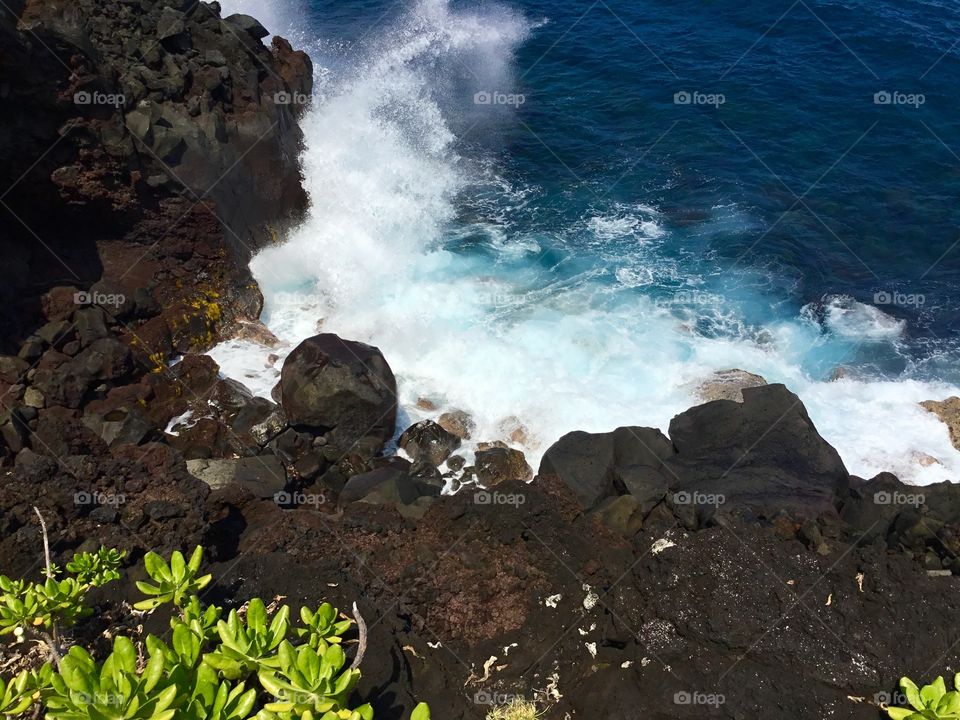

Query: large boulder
[665,384,849,517]
[539,426,675,510]
[279,334,397,457]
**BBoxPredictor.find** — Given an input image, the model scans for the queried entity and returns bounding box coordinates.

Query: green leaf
[144,552,171,582]
[921,677,947,708]
[901,677,924,711]
[170,551,187,581]
[411,702,431,720]
[885,710,916,720]
[188,546,204,574]
[936,691,960,716]
[247,599,267,634]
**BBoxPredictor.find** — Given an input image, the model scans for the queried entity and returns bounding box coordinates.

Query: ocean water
[213,0,960,483]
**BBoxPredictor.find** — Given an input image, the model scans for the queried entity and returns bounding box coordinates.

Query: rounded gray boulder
[279,334,397,457]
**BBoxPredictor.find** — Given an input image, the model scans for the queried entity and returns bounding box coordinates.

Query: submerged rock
[437,409,475,440]
[920,397,960,451]
[696,368,767,403]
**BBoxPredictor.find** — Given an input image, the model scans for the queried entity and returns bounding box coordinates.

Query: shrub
[0,545,124,645]
[886,675,960,719]
[0,533,430,720]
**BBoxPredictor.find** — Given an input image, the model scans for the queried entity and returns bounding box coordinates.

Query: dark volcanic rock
[186,455,287,498]
[665,384,849,518]
[474,443,532,486]
[0,0,312,353]
[399,420,460,466]
[539,426,675,510]
[199,472,960,720]
[340,466,440,519]
[279,334,397,458]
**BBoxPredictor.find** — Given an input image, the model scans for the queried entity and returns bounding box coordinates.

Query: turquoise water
[212,0,960,483]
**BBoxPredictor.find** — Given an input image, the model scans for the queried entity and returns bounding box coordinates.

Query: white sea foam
[209,0,960,484]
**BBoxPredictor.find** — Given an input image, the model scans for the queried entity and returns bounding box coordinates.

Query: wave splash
[210,0,960,485]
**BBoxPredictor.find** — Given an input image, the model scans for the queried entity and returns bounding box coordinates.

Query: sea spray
[209,0,960,484]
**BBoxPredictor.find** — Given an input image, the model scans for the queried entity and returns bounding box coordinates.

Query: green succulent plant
[66,547,125,587]
[0,546,431,720]
[887,675,960,719]
[256,709,374,720]
[203,599,290,680]
[0,669,38,716]
[258,642,360,716]
[0,547,124,643]
[46,636,178,720]
[296,605,352,651]
[33,577,91,628]
[0,577,91,638]
[181,596,223,641]
[0,580,43,638]
[183,664,257,720]
[135,547,213,612]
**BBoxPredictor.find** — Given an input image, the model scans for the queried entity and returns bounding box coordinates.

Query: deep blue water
[295,0,960,379]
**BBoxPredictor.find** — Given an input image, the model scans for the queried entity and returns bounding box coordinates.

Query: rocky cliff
[0,0,311,352]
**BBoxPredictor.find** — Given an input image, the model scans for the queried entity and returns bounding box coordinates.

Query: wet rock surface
[279,334,397,458]
[696,368,768,402]
[921,396,960,451]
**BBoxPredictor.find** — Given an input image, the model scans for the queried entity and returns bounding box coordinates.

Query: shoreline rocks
[279,334,397,459]
[696,368,768,403]
[921,397,960,451]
